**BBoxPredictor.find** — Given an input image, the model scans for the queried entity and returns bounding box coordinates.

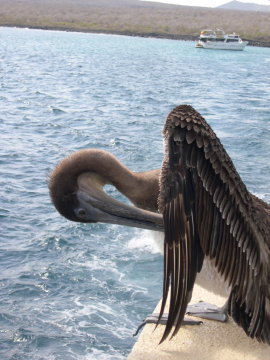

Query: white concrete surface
[128,285,270,360]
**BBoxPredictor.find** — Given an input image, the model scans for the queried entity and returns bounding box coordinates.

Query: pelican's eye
[76,208,86,219]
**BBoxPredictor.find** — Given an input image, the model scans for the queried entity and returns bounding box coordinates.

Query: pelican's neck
[50,149,160,213]
[87,150,160,212]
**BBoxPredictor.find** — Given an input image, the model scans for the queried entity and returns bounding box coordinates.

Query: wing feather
[158,105,270,344]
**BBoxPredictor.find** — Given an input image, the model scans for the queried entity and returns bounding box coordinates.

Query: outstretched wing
[157,105,270,344]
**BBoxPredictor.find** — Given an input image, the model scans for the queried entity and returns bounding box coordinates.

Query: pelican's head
[49,150,163,231]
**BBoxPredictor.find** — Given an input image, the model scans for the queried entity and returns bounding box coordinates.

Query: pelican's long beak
[74,173,164,232]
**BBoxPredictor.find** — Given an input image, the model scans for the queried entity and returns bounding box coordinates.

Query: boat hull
[196,40,248,51]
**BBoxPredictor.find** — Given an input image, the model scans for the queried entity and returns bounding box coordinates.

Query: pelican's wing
[158,105,270,344]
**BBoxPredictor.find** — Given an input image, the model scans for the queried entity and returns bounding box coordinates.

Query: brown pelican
[49,105,270,345]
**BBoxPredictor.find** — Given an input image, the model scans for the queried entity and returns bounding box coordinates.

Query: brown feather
[158,105,270,344]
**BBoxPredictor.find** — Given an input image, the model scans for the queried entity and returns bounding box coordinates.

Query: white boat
[195,29,248,51]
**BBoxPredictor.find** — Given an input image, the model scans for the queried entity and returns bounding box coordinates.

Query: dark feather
[158,105,270,344]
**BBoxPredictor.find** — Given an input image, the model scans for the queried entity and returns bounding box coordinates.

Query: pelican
[49,105,270,345]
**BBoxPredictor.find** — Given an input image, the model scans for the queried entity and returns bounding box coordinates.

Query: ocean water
[0,27,269,359]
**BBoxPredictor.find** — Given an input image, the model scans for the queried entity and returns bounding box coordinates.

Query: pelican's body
[49,105,270,345]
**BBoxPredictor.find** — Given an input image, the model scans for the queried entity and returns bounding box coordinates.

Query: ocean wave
[50,107,66,114]
[127,230,163,254]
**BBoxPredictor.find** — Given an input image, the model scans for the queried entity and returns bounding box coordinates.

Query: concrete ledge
[128,285,270,360]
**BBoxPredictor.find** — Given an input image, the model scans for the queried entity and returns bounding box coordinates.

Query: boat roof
[200,29,241,39]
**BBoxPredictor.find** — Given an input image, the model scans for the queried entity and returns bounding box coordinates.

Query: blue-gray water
[0,27,269,359]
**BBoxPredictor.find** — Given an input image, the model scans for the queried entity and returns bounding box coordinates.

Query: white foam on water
[126,230,163,254]
[71,255,121,276]
[73,297,116,317]
[214,129,234,139]
[253,192,270,202]
[81,347,125,360]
